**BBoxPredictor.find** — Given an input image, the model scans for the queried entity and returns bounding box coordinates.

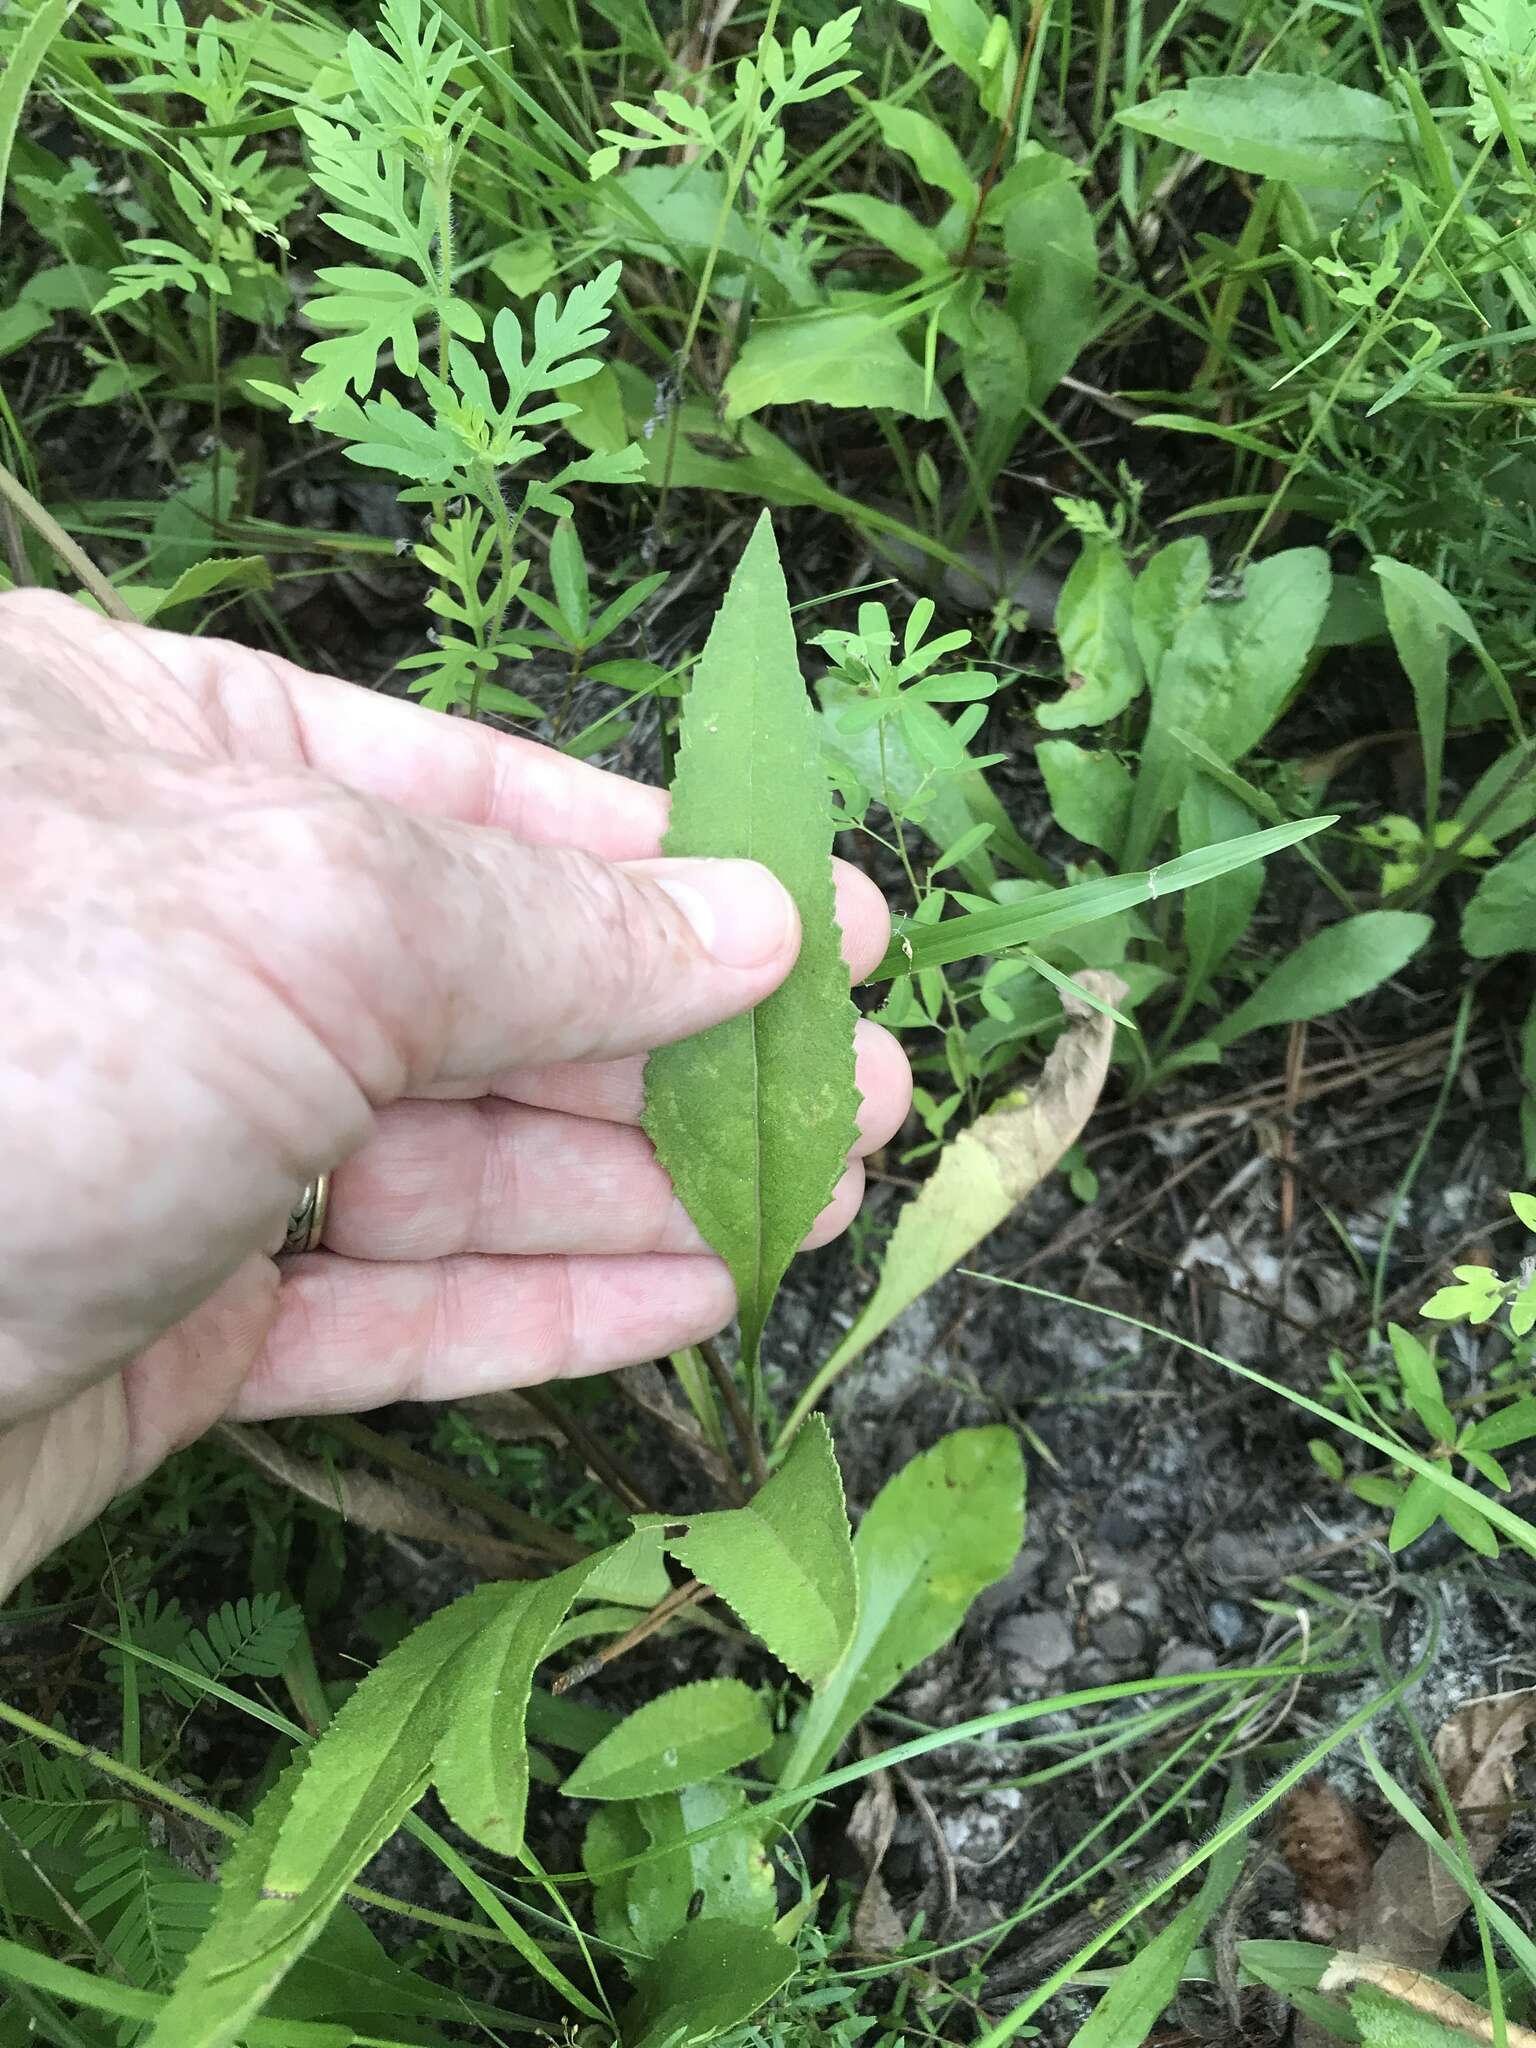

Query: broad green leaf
[1462,835,1536,958]
[433,1557,600,1854]
[142,1747,378,2048]
[563,1680,774,1802]
[1123,548,1332,868]
[1388,1472,1446,1552]
[1178,780,1262,996]
[780,1430,1025,1788]
[785,985,1118,1431]
[874,816,1334,978]
[814,191,948,272]
[1454,740,1536,845]
[1205,911,1432,1050]
[129,556,274,623]
[644,513,859,1365]
[1117,74,1402,189]
[0,0,73,225]
[1387,1323,1455,1443]
[723,306,943,421]
[1375,559,1452,827]
[587,1782,775,1961]
[622,1920,797,2048]
[1067,1813,1244,2046]
[868,98,978,208]
[1036,538,1142,729]
[1037,742,1133,857]
[639,1417,856,1689]
[1000,152,1098,402]
[1131,536,1211,685]
[0,1934,349,2044]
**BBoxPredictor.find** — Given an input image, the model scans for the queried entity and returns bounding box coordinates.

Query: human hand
[0,592,910,1594]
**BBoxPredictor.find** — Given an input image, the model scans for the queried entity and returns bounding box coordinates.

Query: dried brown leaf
[216,1423,539,1577]
[1280,1776,1375,1943]
[847,1767,905,1956]
[1321,1956,1536,2046]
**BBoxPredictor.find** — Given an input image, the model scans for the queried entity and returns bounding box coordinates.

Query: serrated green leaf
[622,1919,797,2048]
[780,1429,1024,1788]
[1204,911,1432,1050]
[638,1417,856,1689]
[564,1680,773,1802]
[433,1557,601,1854]
[1463,835,1536,959]
[644,513,858,1365]
[1117,73,1402,189]
[1375,559,1453,827]
[148,1583,502,2045]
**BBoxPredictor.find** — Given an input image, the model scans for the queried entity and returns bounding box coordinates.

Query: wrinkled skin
[0,593,910,1594]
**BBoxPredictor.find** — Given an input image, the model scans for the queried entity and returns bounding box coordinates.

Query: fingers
[324,1021,907,1262]
[227,774,897,1093]
[230,1252,738,1417]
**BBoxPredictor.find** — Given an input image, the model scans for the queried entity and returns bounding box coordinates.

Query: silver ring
[283,1174,330,1255]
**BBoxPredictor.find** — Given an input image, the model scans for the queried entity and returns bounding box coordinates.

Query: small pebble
[994,1609,1074,1673]
[1156,1641,1218,1678]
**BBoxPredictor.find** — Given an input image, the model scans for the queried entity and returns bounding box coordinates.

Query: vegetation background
[4,0,1536,2041]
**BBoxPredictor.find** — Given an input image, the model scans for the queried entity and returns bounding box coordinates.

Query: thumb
[231,792,806,1093]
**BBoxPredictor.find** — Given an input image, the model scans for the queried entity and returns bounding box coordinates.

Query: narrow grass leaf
[780,1429,1024,1789]
[645,512,859,1366]
[638,1417,856,1690]
[1067,1797,1246,2046]
[563,1680,773,1802]
[873,816,1333,977]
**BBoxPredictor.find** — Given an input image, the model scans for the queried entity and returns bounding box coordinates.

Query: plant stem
[699,1335,769,1489]
[0,460,134,621]
[518,1385,657,1513]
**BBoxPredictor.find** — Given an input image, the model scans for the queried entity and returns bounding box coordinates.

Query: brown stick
[700,1337,769,1493]
[518,1385,657,1515]
[551,1578,712,1694]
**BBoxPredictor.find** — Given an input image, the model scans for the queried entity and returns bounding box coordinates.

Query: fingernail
[651,858,798,968]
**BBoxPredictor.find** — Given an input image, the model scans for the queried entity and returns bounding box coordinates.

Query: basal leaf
[585,1782,775,1963]
[1375,559,1452,828]
[151,1583,503,2044]
[779,1429,1025,1789]
[1036,538,1142,730]
[1037,742,1134,857]
[1122,548,1331,868]
[1178,780,1262,997]
[1206,910,1432,1049]
[644,512,859,1366]
[1463,833,1536,958]
[638,1416,857,1689]
[433,1556,601,1855]
[1117,74,1402,189]
[783,983,1120,1430]
[622,1919,797,2048]
[723,306,944,422]
[563,1679,774,1802]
